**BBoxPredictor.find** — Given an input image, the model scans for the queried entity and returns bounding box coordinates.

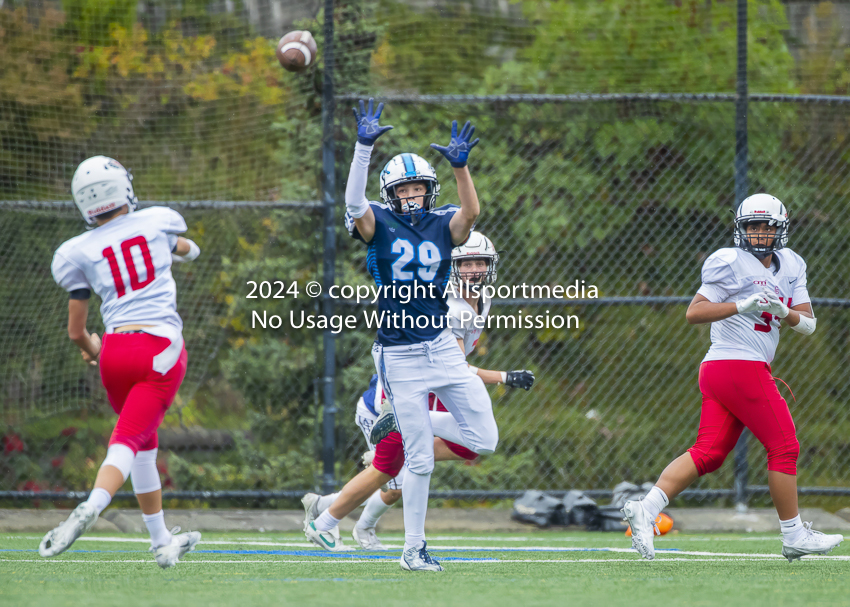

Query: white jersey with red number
[51,207,187,332]
[697,247,810,364]
[447,293,492,356]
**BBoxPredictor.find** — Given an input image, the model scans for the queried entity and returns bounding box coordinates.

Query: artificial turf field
[1,531,848,607]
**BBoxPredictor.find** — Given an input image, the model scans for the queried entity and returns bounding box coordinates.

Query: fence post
[320,0,338,496]
[733,0,750,512]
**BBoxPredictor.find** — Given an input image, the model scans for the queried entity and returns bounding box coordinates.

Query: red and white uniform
[688,247,807,477]
[51,207,189,453]
[698,247,810,364]
[355,293,487,485]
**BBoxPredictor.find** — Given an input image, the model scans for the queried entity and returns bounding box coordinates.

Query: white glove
[361,450,376,467]
[736,293,770,315]
[761,289,789,318]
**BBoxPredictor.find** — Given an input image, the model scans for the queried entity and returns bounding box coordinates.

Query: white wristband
[184,239,201,261]
[790,314,816,335]
[468,365,479,376]
[500,371,507,384]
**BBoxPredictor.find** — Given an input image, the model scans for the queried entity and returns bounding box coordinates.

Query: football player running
[340,98,499,571]
[303,233,534,551]
[622,194,843,562]
[40,156,202,568]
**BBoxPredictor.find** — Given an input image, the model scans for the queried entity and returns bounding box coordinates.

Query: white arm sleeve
[51,251,90,292]
[345,142,373,219]
[696,251,739,303]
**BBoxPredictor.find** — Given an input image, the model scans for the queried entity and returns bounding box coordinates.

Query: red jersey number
[102,236,156,298]
[754,296,792,333]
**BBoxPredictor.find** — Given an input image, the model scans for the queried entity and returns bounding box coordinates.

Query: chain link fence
[4,95,850,506]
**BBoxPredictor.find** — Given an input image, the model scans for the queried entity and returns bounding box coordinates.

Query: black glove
[505,370,535,390]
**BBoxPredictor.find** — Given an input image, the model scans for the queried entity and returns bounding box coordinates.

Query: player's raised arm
[346,98,393,244]
[431,120,480,245]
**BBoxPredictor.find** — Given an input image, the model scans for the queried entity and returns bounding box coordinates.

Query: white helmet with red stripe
[71,156,138,225]
[450,231,499,288]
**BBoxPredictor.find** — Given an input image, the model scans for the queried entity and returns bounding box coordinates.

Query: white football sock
[402,470,430,549]
[314,509,341,532]
[316,492,339,514]
[85,487,112,515]
[643,486,669,521]
[142,510,172,549]
[357,490,393,530]
[780,515,805,543]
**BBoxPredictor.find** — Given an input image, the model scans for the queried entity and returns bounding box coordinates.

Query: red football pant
[99,333,188,454]
[688,360,799,476]
[372,395,478,478]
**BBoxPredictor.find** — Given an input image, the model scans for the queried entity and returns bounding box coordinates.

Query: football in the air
[276,30,318,73]
[626,512,674,537]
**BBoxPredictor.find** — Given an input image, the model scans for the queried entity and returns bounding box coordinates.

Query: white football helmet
[71,156,138,225]
[379,153,440,225]
[733,193,789,259]
[451,231,499,287]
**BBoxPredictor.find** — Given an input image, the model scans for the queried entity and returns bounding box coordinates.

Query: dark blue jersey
[347,202,461,346]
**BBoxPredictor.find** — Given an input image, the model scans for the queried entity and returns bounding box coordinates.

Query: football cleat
[401,541,443,572]
[301,492,321,531]
[622,500,657,560]
[151,527,201,569]
[369,406,398,445]
[352,525,386,551]
[39,502,99,558]
[781,523,843,562]
[304,521,350,552]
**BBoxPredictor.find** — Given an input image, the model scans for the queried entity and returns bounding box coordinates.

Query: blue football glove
[353,98,393,146]
[430,120,480,168]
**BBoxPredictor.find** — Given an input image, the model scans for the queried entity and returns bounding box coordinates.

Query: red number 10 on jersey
[102,236,156,298]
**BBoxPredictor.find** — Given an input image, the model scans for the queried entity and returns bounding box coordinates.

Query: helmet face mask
[733,193,789,260]
[451,231,499,292]
[380,153,440,225]
[71,156,138,225]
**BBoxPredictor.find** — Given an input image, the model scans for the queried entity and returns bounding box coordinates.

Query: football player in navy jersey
[328,99,498,571]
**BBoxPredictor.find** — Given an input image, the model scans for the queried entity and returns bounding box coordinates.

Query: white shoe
[151,527,202,569]
[301,492,321,532]
[352,525,386,550]
[39,502,98,557]
[400,541,443,572]
[781,522,843,562]
[304,521,350,552]
[622,500,656,560]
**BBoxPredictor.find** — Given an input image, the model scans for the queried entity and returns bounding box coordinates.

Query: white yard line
[2,556,849,564]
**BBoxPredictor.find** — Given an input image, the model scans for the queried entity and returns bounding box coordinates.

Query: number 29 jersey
[347,201,460,347]
[697,247,810,364]
[51,207,188,332]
